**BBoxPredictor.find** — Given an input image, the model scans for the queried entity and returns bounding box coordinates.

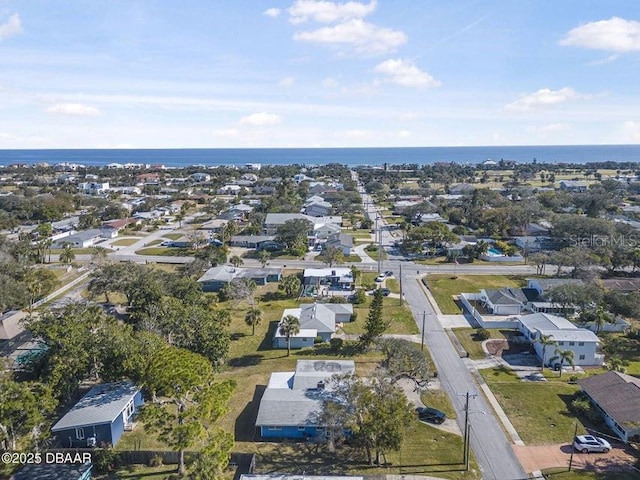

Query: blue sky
[1,0,639,148]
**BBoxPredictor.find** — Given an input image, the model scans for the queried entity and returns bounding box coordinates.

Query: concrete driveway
[513,443,638,475]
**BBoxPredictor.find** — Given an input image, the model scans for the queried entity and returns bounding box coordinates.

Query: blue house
[255,360,355,439]
[11,462,92,480]
[51,381,143,448]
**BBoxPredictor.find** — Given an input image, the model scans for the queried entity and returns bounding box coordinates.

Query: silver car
[573,435,611,453]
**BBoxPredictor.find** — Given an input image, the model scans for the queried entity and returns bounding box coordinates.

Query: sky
[1,0,640,149]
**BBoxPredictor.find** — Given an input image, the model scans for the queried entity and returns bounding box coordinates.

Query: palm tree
[279,314,300,356]
[91,246,109,266]
[593,304,611,334]
[59,242,76,265]
[607,355,626,373]
[229,255,244,268]
[258,250,270,268]
[553,349,575,377]
[536,334,557,372]
[244,307,263,336]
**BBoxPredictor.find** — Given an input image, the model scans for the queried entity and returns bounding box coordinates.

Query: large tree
[324,372,413,465]
[358,289,388,349]
[278,274,301,298]
[141,346,235,475]
[244,307,263,336]
[275,219,312,256]
[321,245,345,267]
[376,338,432,390]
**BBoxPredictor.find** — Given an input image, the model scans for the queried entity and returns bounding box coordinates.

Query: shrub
[93,447,121,474]
[350,312,358,322]
[149,455,163,467]
[314,336,324,344]
[570,392,601,424]
[475,328,491,341]
[330,337,344,352]
[352,289,367,305]
[328,296,347,304]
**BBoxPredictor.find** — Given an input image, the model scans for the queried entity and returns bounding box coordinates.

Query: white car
[374,274,386,282]
[573,435,611,453]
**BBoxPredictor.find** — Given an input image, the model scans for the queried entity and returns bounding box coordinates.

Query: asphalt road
[403,273,528,480]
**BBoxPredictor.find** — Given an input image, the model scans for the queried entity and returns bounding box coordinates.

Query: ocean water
[0,145,639,168]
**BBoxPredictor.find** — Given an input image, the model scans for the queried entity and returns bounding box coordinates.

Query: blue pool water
[487,247,503,256]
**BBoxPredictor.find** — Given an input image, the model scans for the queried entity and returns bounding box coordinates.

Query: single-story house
[578,371,640,443]
[274,302,354,348]
[393,200,421,214]
[303,268,354,289]
[10,462,92,480]
[190,172,211,182]
[263,213,342,235]
[0,309,27,340]
[51,381,143,448]
[517,313,603,366]
[53,229,104,248]
[323,232,354,256]
[255,360,356,438]
[602,277,640,292]
[526,278,584,295]
[514,236,556,253]
[305,200,332,218]
[229,235,276,249]
[448,183,476,195]
[480,287,532,315]
[217,184,242,195]
[197,266,283,292]
[559,180,588,192]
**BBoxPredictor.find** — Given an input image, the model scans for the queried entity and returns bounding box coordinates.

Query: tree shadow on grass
[260,291,287,302]
[257,321,279,352]
[231,332,247,341]
[234,384,266,442]
[227,354,263,367]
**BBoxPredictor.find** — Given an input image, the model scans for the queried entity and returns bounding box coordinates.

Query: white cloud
[293,19,407,56]
[45,103,100,116]
[373,59,440,88]
[322,77,341,88]
[0,14,22,40]
[278,76,296,87]
[526,123,572,134]
[343,129,374,139]
[398,130,411,138]
[239,112,282,126]
[560,17,640,52]
[263,8,281,18]
[623,121,640,141]
[288,0,377,24]
[212,128,240,138]
[505,88,589,111]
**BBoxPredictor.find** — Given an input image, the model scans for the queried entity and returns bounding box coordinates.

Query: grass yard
[163,232,183,240]
[452,328,514,360]
[426,274,526,314]
[252,421,480,479]
[365,244,387,260]
[481,367,585,445]
[421,390,458,419]
[315,253,362,263]
[350,229,374,239]
[110,238,140,247]
[541,468,640,480]
[135,247,194,256]
[600,332,640,376]
[342,297,419,335]
[386,278,400,293]
[98,465,183,480]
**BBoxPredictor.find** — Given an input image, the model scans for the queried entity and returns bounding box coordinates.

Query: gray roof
[484,287,528,306]
[198,266,282,284]
[66,229,104,242]
[11,462,92,480]
[298,304,338,335]
[527,278,584,292]
[579,372,640,431]
[230,235,275,243]
[326,233,354,248]
[255,360,356,427]
[52,381,139,431]
[518,313,600,342]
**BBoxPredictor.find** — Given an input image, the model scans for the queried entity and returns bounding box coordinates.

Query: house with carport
[274,302,353,349]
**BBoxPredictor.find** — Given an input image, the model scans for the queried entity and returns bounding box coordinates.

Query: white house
[77,182,110,195]
[517,313,603,366]
[53,229,104,248]
[191,172,211,182]
[274,303,353,349]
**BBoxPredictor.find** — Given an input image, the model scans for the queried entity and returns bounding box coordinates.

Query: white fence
[459,292,521,329]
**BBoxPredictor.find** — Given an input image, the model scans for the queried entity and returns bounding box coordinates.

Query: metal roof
[52,381,140,431]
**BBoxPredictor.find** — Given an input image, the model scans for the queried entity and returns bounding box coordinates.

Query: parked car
[380,288,390,296]
[384,270,393,277]
[573,435,611,453]
[416,407,446,424]
[375,274,385,282]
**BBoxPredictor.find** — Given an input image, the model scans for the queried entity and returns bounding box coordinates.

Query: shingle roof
[11,462,92,480]
[52,381,140,431]
[484,287,528,306]
[579,371,640,431]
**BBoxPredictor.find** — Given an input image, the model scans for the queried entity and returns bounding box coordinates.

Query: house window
[578,342,584,346]
[579,355,585,360]
[569,342,575,346]
[298,426,306,431]
[558,341,564,346]
[270,426,282,431]
[75,428,85,440]
[123,400,134,423]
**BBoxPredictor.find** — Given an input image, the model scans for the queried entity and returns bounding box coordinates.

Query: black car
[384,270,393,277]
[380,288,391,296]
[416,407,446,424]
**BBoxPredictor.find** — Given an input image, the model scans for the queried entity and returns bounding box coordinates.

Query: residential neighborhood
[1,159,640,480]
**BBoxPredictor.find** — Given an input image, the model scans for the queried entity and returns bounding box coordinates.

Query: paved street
[403,273,528,480]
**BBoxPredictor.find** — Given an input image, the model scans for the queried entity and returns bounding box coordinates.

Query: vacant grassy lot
[163,232,183,240]
[426,274,526,314]
[342,296,419,335]
[135,247,194,256]
[452,328,513,360]
[481,367,585,445]
[111,238,140,246]
[421,390,458,419]
[386,278,400,293]
[315,253,362,263]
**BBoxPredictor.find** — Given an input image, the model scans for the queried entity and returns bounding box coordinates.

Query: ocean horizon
[1,144,640,168]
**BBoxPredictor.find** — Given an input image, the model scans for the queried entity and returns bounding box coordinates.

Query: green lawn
[135,247,194,256]
[342,297,419,335]
[452,328,514,360]
[350,229,374,239]
[315,253,362,263]
[98,465,183,480]
[163,232,183,240]
[426,274,526,314]
[365,244,387,260]
[421,390,458,419]
[386,278,400,293]
[481,367,585,445]
[600,333,640,376]
[253,421,480,479]
[111,238,139,247]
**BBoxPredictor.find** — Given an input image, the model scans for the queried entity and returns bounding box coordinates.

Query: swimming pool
[487,247,503,256]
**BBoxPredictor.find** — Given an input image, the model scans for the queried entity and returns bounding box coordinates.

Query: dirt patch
[513,443,638,475]
[485,338,508,356]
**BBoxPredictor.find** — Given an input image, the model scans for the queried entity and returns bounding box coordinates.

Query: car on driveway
[375,274,386,282]
[384,270,393,277]
[573,435,611,453]
[380,288,390,296]
[416,407,446,424]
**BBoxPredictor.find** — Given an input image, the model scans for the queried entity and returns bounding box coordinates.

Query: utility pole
[421,311,426,351]
[399,263,403,305]
[459,391,478,469]
[377,214,383,274]
[568,422,578,471]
